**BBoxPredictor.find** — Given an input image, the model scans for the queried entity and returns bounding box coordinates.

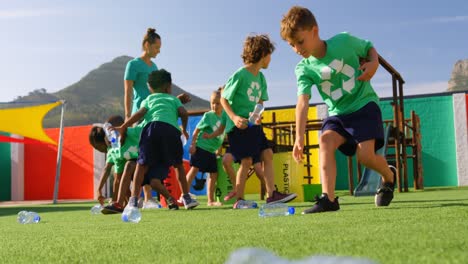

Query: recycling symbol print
[320,59,355,101]
[247,81,261,103]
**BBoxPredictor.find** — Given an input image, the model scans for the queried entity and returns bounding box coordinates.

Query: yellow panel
[0,101,62,144]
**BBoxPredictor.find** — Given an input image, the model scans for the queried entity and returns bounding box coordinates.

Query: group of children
[90,5,396,215]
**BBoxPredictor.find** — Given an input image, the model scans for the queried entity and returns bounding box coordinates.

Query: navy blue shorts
[322,102,384,156]
[227,125,269,163]
[142,165,170,185]
[138,121,183,167]
[225,146,261,164]
[190,147,218,173]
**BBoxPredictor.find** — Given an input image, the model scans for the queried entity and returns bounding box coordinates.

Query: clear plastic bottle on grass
[90,204,103,215]
[121,206,141,223]
[17,211,41,224]
[234,200,258,209]
[258,203,295,218]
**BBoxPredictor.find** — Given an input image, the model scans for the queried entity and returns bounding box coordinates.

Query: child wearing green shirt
[221,34,297,208]
[115,69,199,210]
[280,6,395,214]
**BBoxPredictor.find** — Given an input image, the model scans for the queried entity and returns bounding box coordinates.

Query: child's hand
[113,126,127,146]
[202,132,211,139]
[357,59,379,81]
[177,93,192,104]
[96,192,105,206]
[292,138,305,163]
[233,115,248,129]
[189,144,197,155]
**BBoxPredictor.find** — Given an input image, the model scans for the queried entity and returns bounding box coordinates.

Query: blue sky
[1,0,467,106]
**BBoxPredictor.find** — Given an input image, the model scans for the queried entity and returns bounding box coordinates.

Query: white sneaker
[182,196,199,209]
[142,198,162,209]
[177,193,197,204]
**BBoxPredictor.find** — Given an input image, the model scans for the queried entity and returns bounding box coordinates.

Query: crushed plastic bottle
[17,211,41,224]
[121,206,141,223]
[103,122,120,149]
[234,200,258,209]
[259,203,295,218]
[90,204,103,215]
[248,104,264,126]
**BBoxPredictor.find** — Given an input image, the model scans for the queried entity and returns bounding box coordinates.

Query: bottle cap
[288,206,295,215]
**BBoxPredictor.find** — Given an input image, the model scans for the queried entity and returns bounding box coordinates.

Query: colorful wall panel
[24,125,94,200]
[0,133,11,201]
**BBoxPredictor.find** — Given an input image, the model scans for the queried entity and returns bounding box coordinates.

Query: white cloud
[0,8,64,19]
[431,16,468,23]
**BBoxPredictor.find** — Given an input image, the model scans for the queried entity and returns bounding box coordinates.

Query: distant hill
[448,59,468,92]
[13,56,210,127]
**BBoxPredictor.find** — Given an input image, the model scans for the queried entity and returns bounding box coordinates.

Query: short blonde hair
[280,6,317,41]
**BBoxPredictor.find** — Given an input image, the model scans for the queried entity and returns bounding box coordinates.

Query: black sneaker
[167,197,179,210]
[375,166,396,206]
[101,203,124,214]
[168,203,179,210]
[302,193,340,214]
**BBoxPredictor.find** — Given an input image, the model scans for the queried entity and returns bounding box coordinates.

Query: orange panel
[24,125,94,200]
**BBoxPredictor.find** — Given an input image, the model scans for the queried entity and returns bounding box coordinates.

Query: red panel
[24,126,94,200]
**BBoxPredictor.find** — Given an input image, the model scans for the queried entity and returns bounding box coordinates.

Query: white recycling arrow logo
[247,81,261,103]
[320,59,355,101]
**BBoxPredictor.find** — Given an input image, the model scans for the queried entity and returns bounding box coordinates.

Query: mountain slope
[14,56,210,127]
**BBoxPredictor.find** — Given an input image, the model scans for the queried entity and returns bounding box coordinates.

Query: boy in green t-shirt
[114,69,199,210]
[186,89,224,206]
[280,6,395,214]
[221,34,297,208]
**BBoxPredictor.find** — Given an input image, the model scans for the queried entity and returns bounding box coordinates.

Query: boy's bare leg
[223,153,237,187]
[143,185,153,202]
[185,166,200,191]
[319,130,346,201]
[174,163,189,194]
[130,164,148,206]
[207,172,218,203]
[357,139,394,183]
[260,149,275,197]
[235,157,253,200]
[150,179,172,200]
[253,162,266,200]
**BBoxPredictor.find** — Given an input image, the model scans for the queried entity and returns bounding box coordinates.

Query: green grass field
[1,187,468,264]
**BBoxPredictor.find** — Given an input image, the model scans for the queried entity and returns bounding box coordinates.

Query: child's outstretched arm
[293,94,309,163]
[203,124,225,139]
[357,47,379,81]
[115,107,147,137]
[177,93,192,104]
[178,106,189,140]
[220,98,247,129]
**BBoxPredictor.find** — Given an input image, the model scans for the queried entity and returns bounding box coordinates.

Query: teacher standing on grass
[124,28,161,120]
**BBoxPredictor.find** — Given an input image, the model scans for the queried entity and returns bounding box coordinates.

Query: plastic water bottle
[17,211,41,224]
[103,122,120,149]
[234,200,258,209]
[258,203,295,217]
[90,204,103,215]
[248,104,264,126]
[121,206,141,223]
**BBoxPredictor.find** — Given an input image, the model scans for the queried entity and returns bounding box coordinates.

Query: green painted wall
[0,133,11,201]
[336,95,458,190]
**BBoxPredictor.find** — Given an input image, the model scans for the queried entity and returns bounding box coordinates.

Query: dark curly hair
[148,69,172,92]
[241,34,275,64]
